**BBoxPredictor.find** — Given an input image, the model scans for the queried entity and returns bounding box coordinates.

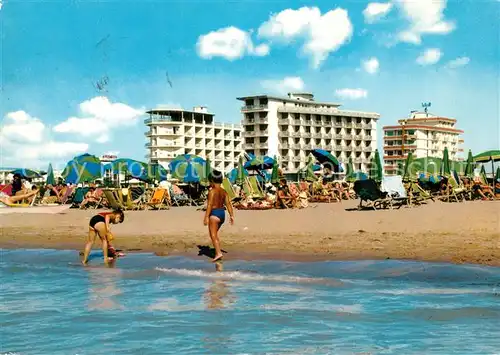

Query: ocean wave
[155,267,343,286]
[260,303,364,314]
[376,288,496,295]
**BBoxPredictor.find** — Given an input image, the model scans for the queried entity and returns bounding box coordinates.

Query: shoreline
[1,200,499,266]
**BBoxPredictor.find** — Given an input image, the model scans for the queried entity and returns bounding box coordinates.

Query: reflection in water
[87,261,124,311]
[204,261,235,310]
[202,261,235,353]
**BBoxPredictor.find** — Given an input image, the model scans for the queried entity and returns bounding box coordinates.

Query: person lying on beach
[0,188,39,206]
[203,172,234,262]
[81,209,124,265]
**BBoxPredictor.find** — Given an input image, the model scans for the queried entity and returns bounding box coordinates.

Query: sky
[0,0,499,170]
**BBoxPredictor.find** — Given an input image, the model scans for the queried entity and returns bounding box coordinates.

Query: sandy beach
[1,200,499,266]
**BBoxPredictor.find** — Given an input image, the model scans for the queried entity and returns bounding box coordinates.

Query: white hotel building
[144,107,242,172]
[237,93,380,173]
[383,111,464,175]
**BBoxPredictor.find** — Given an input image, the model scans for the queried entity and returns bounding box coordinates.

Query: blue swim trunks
[210,208,225,228]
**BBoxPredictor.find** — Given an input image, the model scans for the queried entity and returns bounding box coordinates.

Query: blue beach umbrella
[169,154,206,183]
[62,153,103,184]
[111,158,148,179]
[244,155,275,171]
[227,167,249,184]
[10,168,43,180]
[311,149,342,173]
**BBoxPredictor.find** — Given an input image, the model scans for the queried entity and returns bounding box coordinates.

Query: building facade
[383,111,464,175]
[237,93,380,173]
[144,106,242,173]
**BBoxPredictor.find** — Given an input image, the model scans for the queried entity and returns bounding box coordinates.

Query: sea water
[1,249,499,355]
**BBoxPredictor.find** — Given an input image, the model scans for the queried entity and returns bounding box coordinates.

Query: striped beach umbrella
[169,154,206,183]
[235,156,246,186]
[200,158,212,187]
[402,152,414,182]
[464,150,475,178]
[112,158,148,179]
[147,163,168,182]
[311,149,342,173]
[62,153,102,184]
[441,147,451,176]
[10,168,43,180]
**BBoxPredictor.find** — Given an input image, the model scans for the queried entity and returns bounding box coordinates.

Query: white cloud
[395,0,456,45]
[335,88,368,100]
[257,6,353,69]
[363,2,393,23]
[196,26,270,60]
[0,111,88,167]
[261,76,305,94]
[446,56,470,69]
[53,96,143,143]
[416,48,442,65]
[362,57,380,74]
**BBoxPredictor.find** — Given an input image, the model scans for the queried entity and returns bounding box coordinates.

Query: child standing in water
[81,209,124,265]
[204,172,234,262]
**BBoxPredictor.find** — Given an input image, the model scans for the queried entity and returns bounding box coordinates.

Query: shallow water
[1,249,499,355]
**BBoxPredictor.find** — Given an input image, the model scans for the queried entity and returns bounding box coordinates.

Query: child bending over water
[203,172,234,262]
[81,209,124,265]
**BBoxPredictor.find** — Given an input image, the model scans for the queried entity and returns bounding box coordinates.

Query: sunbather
[80,187,99,209]
[495,180,500,199]
[0,188,39,206]
[472,177,494,200]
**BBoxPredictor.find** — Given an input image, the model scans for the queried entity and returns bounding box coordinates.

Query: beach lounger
[71,187,89,208]
[103,189,125,210]
[170,185,192,206]
[146,188,169,210]
[440,174,467,203]
[381,176,410,209]
[353,179,389,210]
[410,183,435,205]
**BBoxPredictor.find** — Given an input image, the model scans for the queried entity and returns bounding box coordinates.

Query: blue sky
[1,0,499,170]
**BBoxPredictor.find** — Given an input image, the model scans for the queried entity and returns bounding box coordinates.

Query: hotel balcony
[255,130,269,136]
[280,143,289,149]
[241,104,268,112]
[343,134,353,140]
[144,116,173,125]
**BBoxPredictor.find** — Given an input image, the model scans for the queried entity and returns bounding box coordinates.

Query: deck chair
[146,188,168,210]
[440,174,466,203]
[58,186,74,204]
[117,188,142,210]
[170,185,192,206]
[71,187,89,208]
[381,176,409,209]
[103,189,125,210]
[353,179,389,210]
[243,176,265,199]
[410,182,435,205]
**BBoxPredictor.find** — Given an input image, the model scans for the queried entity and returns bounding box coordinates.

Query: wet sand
[1,200,499,266]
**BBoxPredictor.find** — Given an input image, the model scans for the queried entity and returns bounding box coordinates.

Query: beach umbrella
[344,157,356,182]
[200,158,212,187]
[495,167,500,181]
[480,165,488,185]
[352,171,368,181]
[168,154,206,183]
[46,163,55,185]
[147,163,168,182]
[270,156,280,184]
[112,158,148,179]
[368,150,382,182]
[441,147,451,176]
[410,157,442,177]
[303,155,318,182]
[474,150,500,188]
[10,168,43,180]
[244,155,275,171]
[402,152,413,182]
[311,149,342,173]
[62,153,102,184]
[235,156,246,185]
[463,150,475,178]
[227,166,248,184]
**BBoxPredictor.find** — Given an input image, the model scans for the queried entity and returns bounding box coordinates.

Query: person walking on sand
[203,172,234,262]
[81,209,124,266]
